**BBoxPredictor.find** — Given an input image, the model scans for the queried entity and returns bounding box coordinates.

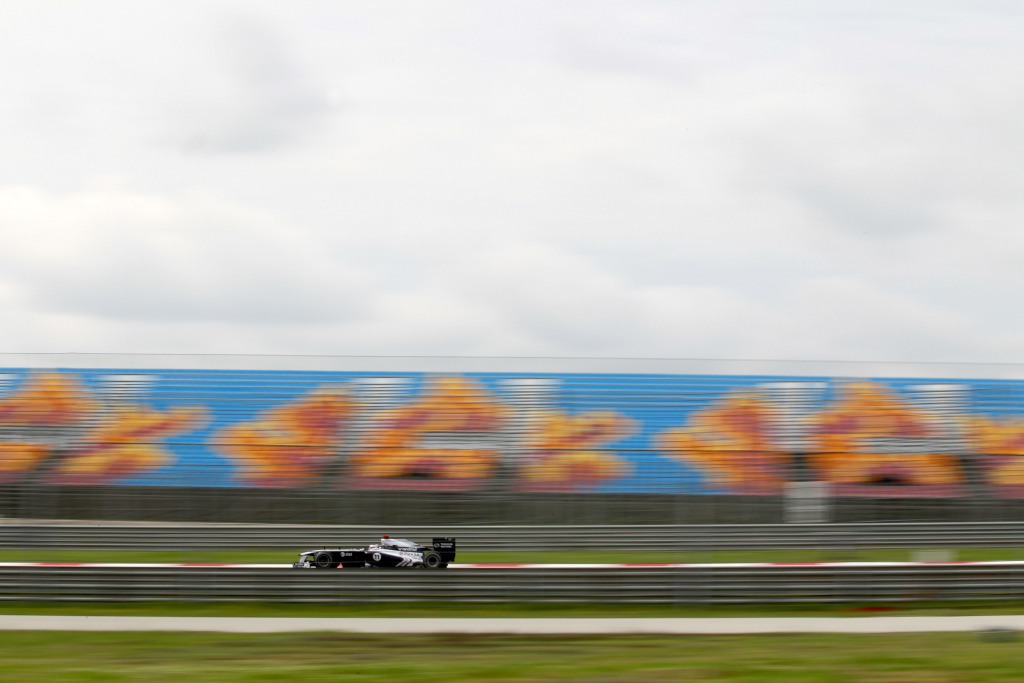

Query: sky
[1,1,1023,364]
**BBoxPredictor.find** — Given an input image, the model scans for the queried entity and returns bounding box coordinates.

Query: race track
[5,560,1024,569]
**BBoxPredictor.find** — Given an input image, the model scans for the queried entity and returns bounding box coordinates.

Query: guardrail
[2,564,1024,603]
[4,522,1024,551]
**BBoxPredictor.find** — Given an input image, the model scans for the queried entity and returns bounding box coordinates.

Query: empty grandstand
[1,354,1024,524]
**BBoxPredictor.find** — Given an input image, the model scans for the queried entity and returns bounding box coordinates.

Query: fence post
[785,480,830,524]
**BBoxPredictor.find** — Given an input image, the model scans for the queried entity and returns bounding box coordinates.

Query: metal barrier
[13,484,1008,526]
[4,522,1024,551]
[2,564,1024,603]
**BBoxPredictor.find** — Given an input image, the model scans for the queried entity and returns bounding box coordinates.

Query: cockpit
[373,536,422,551]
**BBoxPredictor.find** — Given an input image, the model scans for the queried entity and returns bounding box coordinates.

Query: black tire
[422,551,443,569]
[314,551,335,569]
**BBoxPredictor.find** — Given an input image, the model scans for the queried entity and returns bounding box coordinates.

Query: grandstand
[1,354,1024,525]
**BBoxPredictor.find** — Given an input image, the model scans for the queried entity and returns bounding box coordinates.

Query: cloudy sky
[1,1,1022,363]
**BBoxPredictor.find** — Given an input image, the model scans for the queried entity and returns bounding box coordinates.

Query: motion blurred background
[2,0,1024,550]
[3,3,1024,678]
[2,354,1024,526]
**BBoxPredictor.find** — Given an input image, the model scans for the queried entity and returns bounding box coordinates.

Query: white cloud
[0,186,370,325]
[0,1,1023,365]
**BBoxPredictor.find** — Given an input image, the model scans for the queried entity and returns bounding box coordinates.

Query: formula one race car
[292,536,456,569]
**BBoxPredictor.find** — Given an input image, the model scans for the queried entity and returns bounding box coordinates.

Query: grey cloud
[176,13,336,154]
[796,184,942,240]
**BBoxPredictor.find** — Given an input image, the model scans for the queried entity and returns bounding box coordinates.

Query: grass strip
[1,631,1023,681]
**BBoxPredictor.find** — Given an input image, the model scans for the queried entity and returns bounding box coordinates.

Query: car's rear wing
[432,537,456,563]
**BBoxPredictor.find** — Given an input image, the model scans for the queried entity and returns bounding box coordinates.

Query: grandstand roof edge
[1,353,1023,379]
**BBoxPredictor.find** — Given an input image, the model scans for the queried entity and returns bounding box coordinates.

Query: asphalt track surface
[2,615,1024,634]
[6,561,1024,569]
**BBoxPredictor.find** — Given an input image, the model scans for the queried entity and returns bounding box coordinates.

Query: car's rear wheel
[314,551,336,569]
[422,551,443,569]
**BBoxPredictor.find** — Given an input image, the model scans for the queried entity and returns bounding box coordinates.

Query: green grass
[4,547,1024,565]
[0,631,1023,681]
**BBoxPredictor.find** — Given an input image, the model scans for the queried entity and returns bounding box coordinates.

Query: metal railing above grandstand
[4,522,1024,551]
[8,352,1024,378]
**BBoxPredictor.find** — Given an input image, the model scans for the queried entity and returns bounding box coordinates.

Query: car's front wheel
[314,551,337,569]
